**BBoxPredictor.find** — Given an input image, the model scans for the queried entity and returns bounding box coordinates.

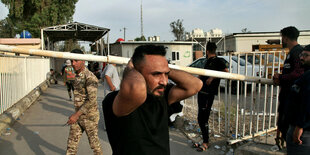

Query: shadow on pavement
[0,137,18,155]
[0,113,65,155]
[41,101,73,117]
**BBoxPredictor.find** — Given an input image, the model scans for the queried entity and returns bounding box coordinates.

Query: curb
[0,80,50,135]
[234,142,286,155]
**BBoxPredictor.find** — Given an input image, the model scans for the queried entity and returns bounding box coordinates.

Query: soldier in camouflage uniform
[66,49,102,155]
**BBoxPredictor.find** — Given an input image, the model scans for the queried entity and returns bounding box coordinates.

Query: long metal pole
[40,29,44,50]
[227,54,232,136]
[249,53,255,135]
[256,53,262,132]
[218,87,221,134]
[0,45,274,84]
[268,53,275,129]
[140,0,144,37]
[262,53,269,130]
[107,32,110,56]
[242,53,248,136]
[123,27,126,41]
[224,35,226,53]
[235,54,240,139]
[224,79,228,135]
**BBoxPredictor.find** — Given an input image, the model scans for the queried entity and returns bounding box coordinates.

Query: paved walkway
[0,81,214,155]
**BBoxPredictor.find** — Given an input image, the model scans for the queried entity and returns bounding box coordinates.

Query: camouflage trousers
[66,117,102,155]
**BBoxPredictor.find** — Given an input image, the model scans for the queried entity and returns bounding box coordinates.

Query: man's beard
[147,85,166,98]
[282,40,287,48]
[301,60,310,70]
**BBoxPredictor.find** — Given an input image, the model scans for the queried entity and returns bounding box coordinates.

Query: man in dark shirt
[286,45,310,154]
[196,42,228,151]
[273,26,304,147]
[103,45,202,155]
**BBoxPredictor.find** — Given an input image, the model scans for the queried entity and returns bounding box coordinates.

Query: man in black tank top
[103,45,203,155]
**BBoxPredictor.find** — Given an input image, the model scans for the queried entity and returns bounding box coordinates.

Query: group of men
[196,26,310,154]
[61,26,310,155]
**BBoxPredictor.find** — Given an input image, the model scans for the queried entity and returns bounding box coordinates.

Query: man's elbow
[113,83,147,117]
[188,79,203,96]
[113,107,131,117]
[113,94,146,117]
[196,79,203,92]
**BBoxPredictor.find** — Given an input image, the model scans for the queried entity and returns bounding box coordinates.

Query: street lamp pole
[123,27,126,41]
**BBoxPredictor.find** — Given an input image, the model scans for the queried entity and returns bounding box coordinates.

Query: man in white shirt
[101,63,120,96]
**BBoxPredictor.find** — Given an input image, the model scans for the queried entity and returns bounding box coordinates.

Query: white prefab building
[110,41,195,66]
[217,30,310,53]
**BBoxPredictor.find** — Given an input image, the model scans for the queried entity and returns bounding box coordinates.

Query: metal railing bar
[262,53,269,130]
[249,53,255,135]
[235,54,240,139]
[256,53,262,133]
[268,53,276,129]
[218,87,221,134]
[228,127,277,145]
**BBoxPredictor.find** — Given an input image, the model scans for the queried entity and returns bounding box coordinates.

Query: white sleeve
[101,67,107,79]
[105,65,113,77]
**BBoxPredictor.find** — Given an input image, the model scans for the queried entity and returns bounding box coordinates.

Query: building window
[172,51,180,61]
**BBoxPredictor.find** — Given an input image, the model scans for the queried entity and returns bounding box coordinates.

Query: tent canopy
[42,22,110,42]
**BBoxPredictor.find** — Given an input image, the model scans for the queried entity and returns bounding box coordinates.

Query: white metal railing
[0,55,50,114]
[184,50,286,144]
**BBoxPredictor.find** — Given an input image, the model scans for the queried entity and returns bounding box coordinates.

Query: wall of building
[224,37,237,52]
[222,31,310,53]
[0,38,41,56]
[298,35,310,45]
[166,44,193,66]
[121,44,138,58]
[235,36,280,52]
[111,42,194,67]
[110,44,123,56]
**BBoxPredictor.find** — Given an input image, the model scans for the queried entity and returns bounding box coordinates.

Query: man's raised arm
[112,66,147,117]
[167,69,203,105]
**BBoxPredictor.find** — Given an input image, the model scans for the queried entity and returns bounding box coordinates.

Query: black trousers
[66,81,74,92]
[277,89,290,138]
[197,92,215,143]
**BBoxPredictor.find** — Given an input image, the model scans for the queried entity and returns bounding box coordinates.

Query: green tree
[0,0,78,38]
[54,40,85,52]
[134,35,146,41]
[63,39,85,52]
[241,28,251,33]
[170,19,185,41]
[0,18,15,37]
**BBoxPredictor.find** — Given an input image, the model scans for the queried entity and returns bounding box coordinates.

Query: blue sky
[0,0,309,42]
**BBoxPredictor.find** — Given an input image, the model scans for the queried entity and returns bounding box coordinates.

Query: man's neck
[288,41,298,50]
[207,54,216,59]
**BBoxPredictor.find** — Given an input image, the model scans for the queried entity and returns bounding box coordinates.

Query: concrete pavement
[0,81,221,155]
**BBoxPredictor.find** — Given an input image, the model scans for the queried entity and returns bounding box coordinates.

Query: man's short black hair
[70,49,84,54]
[132,45,167,67]
[206,42,217,54]
[280,26,299,41]
[50,69,54,71]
